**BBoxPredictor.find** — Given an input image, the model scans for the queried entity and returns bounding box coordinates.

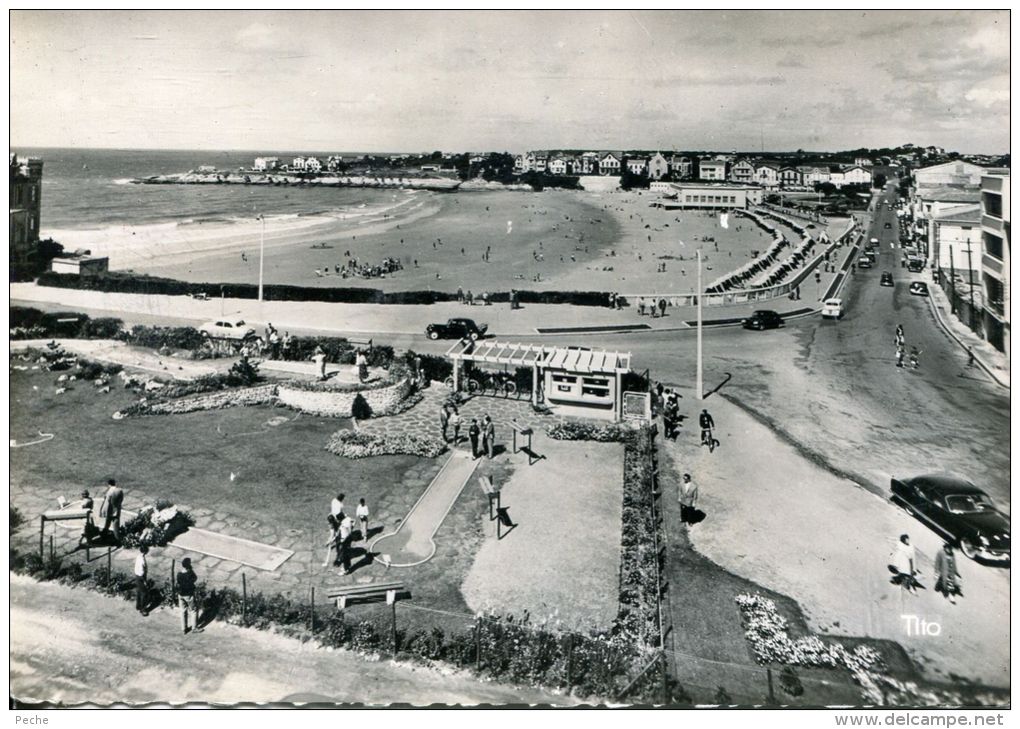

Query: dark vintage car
[857,256,873,269]
[425,317,488,341]
[880,271,894,287]
[890,474,1010,562]
[908,282,929,297]
[741,310,783,331]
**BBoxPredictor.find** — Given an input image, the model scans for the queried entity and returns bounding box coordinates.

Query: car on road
[907,258,925,273]
[426,317,488,340]
[880,272,894,287]
[884,222,892,229]
[909,282,929,297]
[890,474,1010,562]
[857,256,873,269]
[821,298,843,319]
[198,319,257,341]
[741,310,783,331]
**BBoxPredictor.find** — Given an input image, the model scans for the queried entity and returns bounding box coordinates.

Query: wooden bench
[325,581,407,610]
[509,420,533,454]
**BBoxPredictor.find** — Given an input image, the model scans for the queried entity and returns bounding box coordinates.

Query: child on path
[356,498,370,541]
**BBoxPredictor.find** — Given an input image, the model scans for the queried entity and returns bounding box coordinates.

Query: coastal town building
[798,165,831,186]
[729,160,756,184]
[669,155,692,179]
[755,163,779,187]
[854,157,874,167]
[779,166,801,187]
[931,204,982,276]
[626,157,648,175]
[253,157,280,171]
[548,157,569,175]
[698,159,727,180]
[291,156,322,173]
[599,153,621,176]
[828,165,872,188]
[914,160,987,188]
[647,153,669,180]
[980,173,1010,356]
[326,155,345,172]
[9,153,42,269]
[50,251,109,276]
[653,182,763,209]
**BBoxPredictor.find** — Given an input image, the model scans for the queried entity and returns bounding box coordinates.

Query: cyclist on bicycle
[699,409,715,447]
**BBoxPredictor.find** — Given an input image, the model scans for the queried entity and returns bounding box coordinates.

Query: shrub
[227,356,260,386]
[547,422,630,442]
[780,666,804,697]
[81,317,124,339]
[405,351,452,383]
[120,503,195,549]
[326,430,447,459]
[10,505,23,532]
[350,393,373,420]
[714,686,733,704]
[119,324,206,351]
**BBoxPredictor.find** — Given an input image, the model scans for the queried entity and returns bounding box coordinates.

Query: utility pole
[949,245,957,316]
[965,237,976,331]
[696,249,703,400]
[257,214,266,302]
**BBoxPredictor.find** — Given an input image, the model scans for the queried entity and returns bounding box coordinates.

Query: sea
[17,147,402,231]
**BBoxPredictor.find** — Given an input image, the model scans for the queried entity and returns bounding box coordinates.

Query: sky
[9,10,1011,154]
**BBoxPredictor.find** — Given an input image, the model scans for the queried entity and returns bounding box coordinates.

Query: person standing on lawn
[678,474,699,524]
[338,514,355,575]
[134,545,149,616]
[356,498,370,541]
[100,479,124,543]
[312,345,327,381]
[468,418,481,459]
[355,349,369,382]
[483,414,496,459]
[176,557,200,634]
[330,493,345,520]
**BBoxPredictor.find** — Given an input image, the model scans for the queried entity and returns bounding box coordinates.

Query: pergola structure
[446,339,634,420]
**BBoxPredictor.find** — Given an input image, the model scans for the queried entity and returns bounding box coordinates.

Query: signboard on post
[622,391,651,423]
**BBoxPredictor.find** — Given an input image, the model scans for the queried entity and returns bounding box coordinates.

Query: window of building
[983,231,1004,260]
[983,192,1003,218]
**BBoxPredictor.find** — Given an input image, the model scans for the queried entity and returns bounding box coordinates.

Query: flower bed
[120,500,195,549]
[547,421,632,442]
[325,429,447,459]
[277,378,412,418]
[735,593,887,702]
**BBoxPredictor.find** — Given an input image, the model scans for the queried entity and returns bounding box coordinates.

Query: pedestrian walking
[967,347,975,368]
[468,418,481,459]
[659,298,668,318]
[322,514,341,567]
[934,542,962,604]
[268,328,281,360]
[439,403,450,443]
[890,534,921,594]
[134,545,149,615]
[99,479,124,543]
[312,345,327,381]
[449,407,463,444]
[356,498,370,540]
[678,474,699,524]
[896,346,905,369]
[281,332,293,361]
[176,557,200,634]
[330,493,345,520]
[483,414,496,459]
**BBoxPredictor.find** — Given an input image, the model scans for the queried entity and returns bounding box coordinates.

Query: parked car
[741,310,783,331]
[907,258,925,272]
[857,256,873,269]
[890,474,1010,562]
[909,282,929,297]
[880,272,894,287]
[426,317,488,340]
[198,319,257,341]
[884,222,892,229]
[821,298,843,319]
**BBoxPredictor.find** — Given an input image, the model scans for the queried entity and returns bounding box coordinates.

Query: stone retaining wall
[145,384,278,415]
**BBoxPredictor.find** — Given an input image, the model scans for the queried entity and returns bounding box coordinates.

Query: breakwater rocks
[134,171,535,193]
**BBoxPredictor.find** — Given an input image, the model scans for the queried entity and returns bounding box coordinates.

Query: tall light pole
[257,214,265,302]
[696,249,703,400]
[964,236,976,331]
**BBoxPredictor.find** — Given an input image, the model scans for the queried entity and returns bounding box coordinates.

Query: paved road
[9,573,582,706]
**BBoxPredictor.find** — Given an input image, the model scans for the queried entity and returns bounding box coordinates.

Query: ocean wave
[112,178,135,185]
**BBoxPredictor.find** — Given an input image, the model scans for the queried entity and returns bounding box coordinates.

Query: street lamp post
[696,249,703,400]
[964,237,977,331]
[257,214,265,302]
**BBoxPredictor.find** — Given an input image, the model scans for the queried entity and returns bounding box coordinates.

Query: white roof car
[198,319,257,341]
[821,298,843,319]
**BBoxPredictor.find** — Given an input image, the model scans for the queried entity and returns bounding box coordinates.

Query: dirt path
[9,573,582,706]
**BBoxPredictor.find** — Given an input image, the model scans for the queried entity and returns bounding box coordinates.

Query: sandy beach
[50,187,838,296]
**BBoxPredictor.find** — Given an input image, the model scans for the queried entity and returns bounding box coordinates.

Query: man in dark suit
[100,479,124,542]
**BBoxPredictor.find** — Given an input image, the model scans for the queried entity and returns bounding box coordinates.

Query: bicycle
[444,374,482,394]
[481,371,518,397]
[701,427,719,453]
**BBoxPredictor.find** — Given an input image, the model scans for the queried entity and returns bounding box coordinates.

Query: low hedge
[37,271,616,307]
[10,306,123,340]
[325,429,447,459]
[118,324,206,350]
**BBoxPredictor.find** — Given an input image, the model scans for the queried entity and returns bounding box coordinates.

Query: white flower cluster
[735,593,887,701]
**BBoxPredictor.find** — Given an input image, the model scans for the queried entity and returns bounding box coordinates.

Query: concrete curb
[924,290,1009,390]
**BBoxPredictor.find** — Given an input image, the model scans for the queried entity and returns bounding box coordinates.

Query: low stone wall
[144,384,278,415]
[276,378,412,418]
